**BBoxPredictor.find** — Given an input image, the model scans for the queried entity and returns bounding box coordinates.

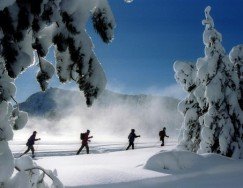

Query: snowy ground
[10,140,243,188]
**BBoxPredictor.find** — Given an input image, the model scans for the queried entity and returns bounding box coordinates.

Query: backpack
[80,133,85,140]
[159,130,163,137]
[26,136,34,146]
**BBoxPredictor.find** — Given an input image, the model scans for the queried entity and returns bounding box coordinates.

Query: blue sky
[15,0,243,102]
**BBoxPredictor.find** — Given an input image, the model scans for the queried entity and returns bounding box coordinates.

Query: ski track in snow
[10,141,174,158]
[10,140,243,188]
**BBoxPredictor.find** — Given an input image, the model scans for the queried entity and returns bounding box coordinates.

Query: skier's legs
[30,145,35,157]
[85,145,89,154]
[126,142,132,150]
[161,137,164,146]
[132,142,134,149]
[20,147,31,157]
[76,144,85,155]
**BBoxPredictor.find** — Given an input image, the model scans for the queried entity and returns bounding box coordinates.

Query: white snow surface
[10,140,243,187]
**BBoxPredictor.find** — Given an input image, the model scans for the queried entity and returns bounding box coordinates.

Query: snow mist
[14,89,182,143]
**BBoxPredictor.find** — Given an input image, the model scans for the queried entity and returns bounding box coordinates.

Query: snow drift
[144,150,203,172]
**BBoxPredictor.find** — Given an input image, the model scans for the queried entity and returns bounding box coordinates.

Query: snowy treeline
[174,6,243,158]
[0,0,115,187]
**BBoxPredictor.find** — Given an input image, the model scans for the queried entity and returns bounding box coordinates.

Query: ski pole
[35,140,40,154]
[123,142,129,150]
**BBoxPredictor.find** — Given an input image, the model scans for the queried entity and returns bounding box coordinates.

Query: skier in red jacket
[76,130,93,155]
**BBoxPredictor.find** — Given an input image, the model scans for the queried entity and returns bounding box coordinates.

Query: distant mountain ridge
[19,88,180,117]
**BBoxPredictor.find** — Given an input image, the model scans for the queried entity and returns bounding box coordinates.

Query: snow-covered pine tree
[0,0,116,187]
[174,62,201,152]
[229,45,243,110]
[197,6,243,158]
[174,6,243,158]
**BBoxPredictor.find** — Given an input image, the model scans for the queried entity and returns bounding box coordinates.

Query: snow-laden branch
[15,166,63,188]
[0,0,117,187]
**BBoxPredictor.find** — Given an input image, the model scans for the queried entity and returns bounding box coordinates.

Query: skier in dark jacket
[126,129,140,150]
[20,131,41,158]
[159,127,169,146]
[76,130,93,155]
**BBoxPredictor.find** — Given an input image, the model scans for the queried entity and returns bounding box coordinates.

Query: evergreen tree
[0,0,116,187]
[229,45,243,110]
[174,61,201,152]
[175,6,243,158]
